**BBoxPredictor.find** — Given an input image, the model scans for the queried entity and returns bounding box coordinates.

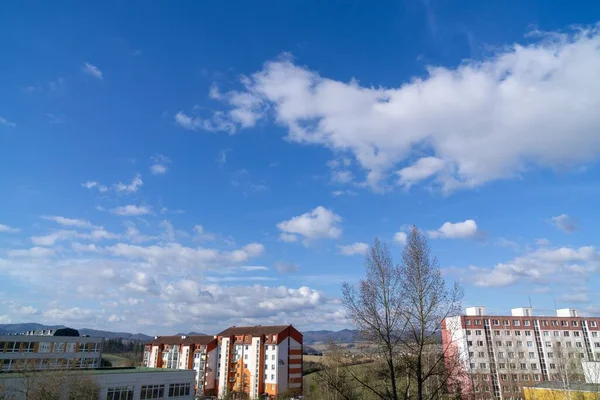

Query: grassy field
[303,355,324,363]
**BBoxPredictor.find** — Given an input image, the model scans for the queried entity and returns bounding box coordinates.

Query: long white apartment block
[0,328,103,372]
[442,306,600,400]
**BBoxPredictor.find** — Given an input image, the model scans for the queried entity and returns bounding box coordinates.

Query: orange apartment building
[442,306,600,400]
[143,325,303,399]
[144,335,219,396]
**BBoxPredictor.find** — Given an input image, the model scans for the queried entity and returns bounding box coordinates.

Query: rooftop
[0,367,190,378]
[148,335,216,346]
[217,325,297,337]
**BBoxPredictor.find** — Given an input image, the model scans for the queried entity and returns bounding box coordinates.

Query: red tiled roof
[147,335,216,346]
[217,325,296,337]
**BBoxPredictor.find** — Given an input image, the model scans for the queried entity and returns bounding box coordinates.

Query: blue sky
[1,1,600,334]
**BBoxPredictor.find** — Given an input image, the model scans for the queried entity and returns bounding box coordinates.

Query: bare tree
[399,227,463,400]
[315,341,364,400]
[342,238,406,400]
[342,228,463,400]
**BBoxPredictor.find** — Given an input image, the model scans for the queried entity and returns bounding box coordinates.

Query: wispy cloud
[0,224,19,233]
[82,181,108,192]
[115,175,143,193]
[150,154,171,175]
[551,214,578,233]
[111,205,151,216]
[83,62,103,79]
[0,116,16,128]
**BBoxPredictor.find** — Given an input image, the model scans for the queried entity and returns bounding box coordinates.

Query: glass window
[38,342,51,353]
[140,384,165,399]
[106,386,134,400]
[168,383,191,397]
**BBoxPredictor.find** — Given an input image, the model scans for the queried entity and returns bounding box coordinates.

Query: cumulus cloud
[277,206,342,244]
[0,224,19,233]
[551,214,578,233]
[191,27,600,191]
[115,174,143,193]
[111,205,151,216]
[428,219,478,239]
[83,62,103,79]
[393,231,408,245]
[82,181,108,192]
[338,242,369,256]
[465,245,600,287]
[151,154,171,175]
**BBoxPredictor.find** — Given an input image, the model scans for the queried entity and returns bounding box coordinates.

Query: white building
[443,307,600,400]
[0,366,195,400]
[0,329,103,372]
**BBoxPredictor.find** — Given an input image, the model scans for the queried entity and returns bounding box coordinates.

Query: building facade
[442,307,600,400]
[216,325,303,399]
[0,366,195,400]
[143,335,219,397]
[0,329,103,372]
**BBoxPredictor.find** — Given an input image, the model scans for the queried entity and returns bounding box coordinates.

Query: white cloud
[331,170,354,184]
[551,214,578,233]
[241,266,269,272]
[0,116,16,127]
[82,181,108,192]
[115,174,143,193]
[151,154,171,175]
[393,231,408,245]
[71,242,100,253]
[6,247,56,258]
[559,293,589,303]
[465,245,600,287]
[108,314,125,323]
[174,111,235,133]
[43,307,95,322]
[278,233,298,243]
[198,27,600,191]
[535,238,550,246]
[42,215,94,229]
[111,205,151,216]
[397,157,446,187]
[0,224,19,233]
[277,206,342,244]
[331,190,356,197]
[428,219,478,239]
[83,62,103,79]
[338,242,369,256]
[31,230,78,246]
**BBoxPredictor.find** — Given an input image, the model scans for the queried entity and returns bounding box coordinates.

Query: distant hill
[1,323,366,345]
[303,329,360,344]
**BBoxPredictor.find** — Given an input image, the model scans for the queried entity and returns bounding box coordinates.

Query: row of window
[466,318,598,327]
[471,362,540,370]
[106,383,190,400]
[467,339,587,348]
[0,357,99,371]
[467,329,598,338]
[0,341,100,353]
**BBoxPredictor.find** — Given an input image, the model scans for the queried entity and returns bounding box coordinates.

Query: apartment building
[0,328,103,372]
[143,335,219,396]
[216,325,303,399]
[443,307,600,400]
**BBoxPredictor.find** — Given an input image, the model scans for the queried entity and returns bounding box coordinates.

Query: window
[77,343,87,352]
[470,363,476,369]
[168,383,191,397]
[505,331,511,336]
[66,343,75,353]
[562,321,568,327]
[543,331,550,337]
[576,342,583,348]
[141,384,165,399]
[514,321,521,326]
[542,321,548,326]
[524,321,530,326]
[477,341,484,346]
[508,352,515,358]
[534,374,540,381]
[527,341,533,347]
[498,352,504,358]
[245,345,248,350]
[520,363,527,369]
[1,359,14,371]
[547,352,553,358]
[493,320,500,326]
[467,341,473,346]
[545,342,552,348]
[574,331,581,337]
[477,351,484,357]
[501,374,507,380]
[270,374,275,380]
[469,352,474,357]
[466,320,472,326]
[499,363,506,369]
[271,364,275,370]
[515,331,521,336]
[554,331,560,337]
[592,332,598,338]
[475,319,481,325]
[475,330,482,336]
[244,354,248,360]
[504,320,510,326]
[466,330,472,336]
[517,352,524,358]
[572,321,578,327]
[480,363,487,369]
[552,321,558,327]
[525,331,531,336]
[106,386,134,400]
[510,363,516,369]
[522,375,530,381]
[38,342,51,353]
[494,330,501,336]
[531,363,538,369]
[496,341,502,347]
[529,352,535,359]
[590,321,597,327]
[566,342,572,348]
[517,341,523,347]
[272,355,275,360]
[506,341,513,347]
[550,363,556,369]
[595,343,600,348]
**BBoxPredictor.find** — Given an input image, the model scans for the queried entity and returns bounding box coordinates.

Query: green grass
[102,354,134,367]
